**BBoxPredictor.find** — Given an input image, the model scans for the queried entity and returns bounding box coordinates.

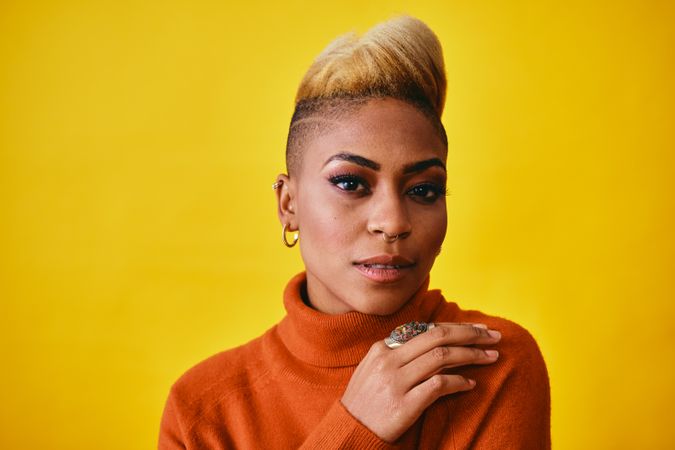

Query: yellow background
[1,1,674,448]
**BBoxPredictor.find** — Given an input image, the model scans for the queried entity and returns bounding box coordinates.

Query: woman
[159,15,550,449]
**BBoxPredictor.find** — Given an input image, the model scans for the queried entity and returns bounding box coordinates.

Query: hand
[340,323,501,443]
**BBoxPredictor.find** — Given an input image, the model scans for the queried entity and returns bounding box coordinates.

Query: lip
[353,254,416,283]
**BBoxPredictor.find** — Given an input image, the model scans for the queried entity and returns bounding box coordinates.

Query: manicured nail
[485,350,499,359]
[488,329,501,339]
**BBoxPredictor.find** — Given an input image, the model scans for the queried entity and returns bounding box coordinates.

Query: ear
[274,174,298,231]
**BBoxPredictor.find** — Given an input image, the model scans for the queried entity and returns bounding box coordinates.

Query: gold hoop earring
[282,223,299,248]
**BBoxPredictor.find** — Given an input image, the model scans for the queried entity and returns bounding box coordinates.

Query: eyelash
[327,173,448,204]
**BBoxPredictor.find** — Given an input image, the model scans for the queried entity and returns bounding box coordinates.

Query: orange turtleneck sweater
[158,273,550,449]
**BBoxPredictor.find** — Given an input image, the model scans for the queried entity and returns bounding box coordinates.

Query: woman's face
[278,97,447,315]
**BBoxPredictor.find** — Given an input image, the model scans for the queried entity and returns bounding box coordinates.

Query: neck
[277,272,447,367]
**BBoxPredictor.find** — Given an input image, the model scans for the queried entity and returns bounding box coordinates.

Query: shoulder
[469,310,543,363]
[167,329,274,417]
[434,297,548,377]
[430,299,551,447]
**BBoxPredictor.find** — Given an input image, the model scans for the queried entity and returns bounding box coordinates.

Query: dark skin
[275,97,501,443]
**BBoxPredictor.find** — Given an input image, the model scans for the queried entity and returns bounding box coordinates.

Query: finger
[394,324,501,366]
[399,346,498,387]
[405,374,476,412]
[436,322,488,329]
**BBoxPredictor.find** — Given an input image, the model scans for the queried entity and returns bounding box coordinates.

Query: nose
[366,188,412,241]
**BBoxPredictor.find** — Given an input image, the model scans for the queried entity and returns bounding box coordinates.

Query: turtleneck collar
[277,272,448,368]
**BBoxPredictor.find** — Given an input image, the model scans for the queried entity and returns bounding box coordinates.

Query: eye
[328,174,370,193]
[407,183,447,204]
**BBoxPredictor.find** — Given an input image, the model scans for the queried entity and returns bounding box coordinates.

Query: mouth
[353,254,416,283]
[359,263,411,269]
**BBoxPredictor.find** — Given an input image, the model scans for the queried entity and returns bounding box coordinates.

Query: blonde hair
[296,15,446,116]
[286,15,447,174]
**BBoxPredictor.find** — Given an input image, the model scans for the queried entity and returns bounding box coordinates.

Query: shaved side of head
[285,96,366,177]
[285,94,447,177]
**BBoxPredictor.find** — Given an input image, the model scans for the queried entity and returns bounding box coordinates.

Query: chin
[347,283,414,315]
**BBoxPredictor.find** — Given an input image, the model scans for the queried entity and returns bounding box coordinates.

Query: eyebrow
[403,158,446,174]
[323,152,446,173]
[323,153,381,170]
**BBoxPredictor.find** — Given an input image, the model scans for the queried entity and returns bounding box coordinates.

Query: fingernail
[488,329,501,339]
[468,378,476,387]
[473,324,488,329]
[484,350,499,359]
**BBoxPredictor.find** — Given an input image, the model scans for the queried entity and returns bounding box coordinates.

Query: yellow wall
[1,1,673,448]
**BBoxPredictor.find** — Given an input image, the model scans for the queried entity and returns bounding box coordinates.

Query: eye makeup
[327,171,371,194]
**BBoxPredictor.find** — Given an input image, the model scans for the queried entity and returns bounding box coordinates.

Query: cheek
[298,189,360,252]
[415,205,447,247]
[435,209,448,241]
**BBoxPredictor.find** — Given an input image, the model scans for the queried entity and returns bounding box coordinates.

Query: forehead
[301,98,447,170]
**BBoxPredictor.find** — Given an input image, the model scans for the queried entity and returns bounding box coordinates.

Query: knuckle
[467,325,488,342]
[371,355,389,373]
[388,402,406,422]
[378,377,397,395]
[428,374,445,392]
[430,346,448,361]
[450,375,470,389]
[472,347,485,359]
[370,340,386,353]
[429,326,451,341]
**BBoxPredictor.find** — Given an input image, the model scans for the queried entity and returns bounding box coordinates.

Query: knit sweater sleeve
[469,324,551,449]
[158,386,187,450]
[299,399,397,450]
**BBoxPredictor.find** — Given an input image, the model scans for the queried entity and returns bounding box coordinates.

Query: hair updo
[285,15,448,175]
